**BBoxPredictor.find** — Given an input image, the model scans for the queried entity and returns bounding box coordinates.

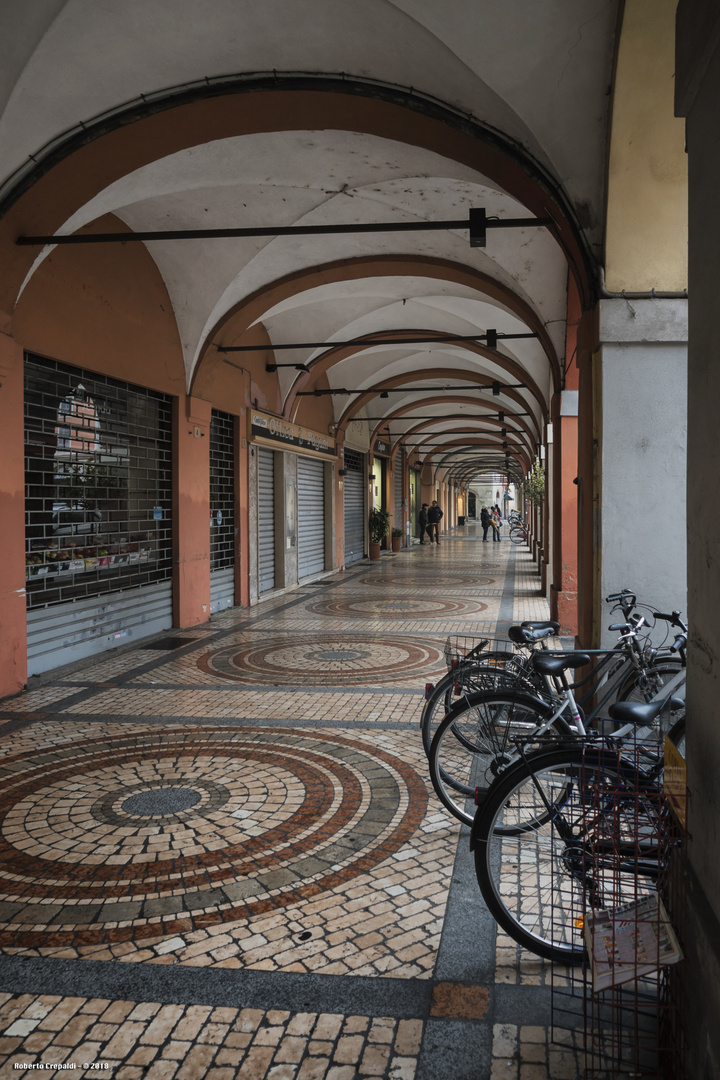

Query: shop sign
[249,409,336,460]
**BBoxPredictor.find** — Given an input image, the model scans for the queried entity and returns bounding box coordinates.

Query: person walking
[428,500,444,544]
[418,503,430,544]
[480,505,491,541]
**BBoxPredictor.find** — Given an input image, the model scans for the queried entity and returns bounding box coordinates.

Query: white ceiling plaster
[1,0,617,249]
[1,1,546,186]
[2,4,600,472]
[15,131,566,380]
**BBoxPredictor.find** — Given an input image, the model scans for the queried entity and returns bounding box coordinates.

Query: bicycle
[419,620,561,757]
[423,592,668,759]
[468,701,677,963]
[509,521,529,545]
[428,630,686,827]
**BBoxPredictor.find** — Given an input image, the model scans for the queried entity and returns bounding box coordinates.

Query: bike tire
[510,530,527,545]
[420,655,536,757]
[428,691,563,827]
[472,747,659,963]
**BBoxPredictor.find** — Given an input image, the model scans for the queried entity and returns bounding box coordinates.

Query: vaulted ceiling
[1,0,621,485]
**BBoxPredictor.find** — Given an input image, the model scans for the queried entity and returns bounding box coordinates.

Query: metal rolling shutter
[394,470,403,534]
[24,354,173,675]
[258,448,275,593]
[210,410,235,613]
[343,450,365,564]
[298,456,325,580]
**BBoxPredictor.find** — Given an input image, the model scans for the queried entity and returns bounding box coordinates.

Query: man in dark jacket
[480,506,491,541]
[428,500,443,543]
[418,503,430,543]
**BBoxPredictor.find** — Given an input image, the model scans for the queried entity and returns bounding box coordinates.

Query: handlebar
[605,590,636,604]
[653,610,689,632]
[608,615,646,635]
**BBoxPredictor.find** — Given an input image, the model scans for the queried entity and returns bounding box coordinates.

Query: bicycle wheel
[420,655,536,757]
[510,529,527,545]
[472,747,659,963]
[428,691,561,826]
[617,661,685,748]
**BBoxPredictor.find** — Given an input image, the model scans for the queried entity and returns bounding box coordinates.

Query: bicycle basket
[443,635,520,672]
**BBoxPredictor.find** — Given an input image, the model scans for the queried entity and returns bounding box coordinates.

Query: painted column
[172,396,212,628]
[550,278,581,633]
[596,298,687,647]
[0,336,27,697]
[550,390,579,633]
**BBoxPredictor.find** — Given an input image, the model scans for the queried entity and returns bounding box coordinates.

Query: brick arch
[198,254,561,397]
[336,369,542,430]
[0,77,593,319]
[395,424,533,462]
[384,412,535,454]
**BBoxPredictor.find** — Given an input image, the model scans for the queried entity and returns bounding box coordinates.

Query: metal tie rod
[222,330,537,355]
[16,209,553,246]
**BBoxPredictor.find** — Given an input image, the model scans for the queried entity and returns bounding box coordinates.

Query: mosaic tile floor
[0,528,584,1079]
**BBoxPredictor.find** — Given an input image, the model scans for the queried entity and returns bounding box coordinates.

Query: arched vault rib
[377,401,536,457]
[428,442,531,477]
[398,425,533,462]
[196,255,562,395]
[423,438,529,466]
[284,332,549,422]
[2,80,592,324]
[336,370,544,432]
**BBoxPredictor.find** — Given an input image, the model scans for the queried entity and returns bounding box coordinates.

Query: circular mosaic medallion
[304,598,487,619]
[0,728,426,948]
[197,634,443,685]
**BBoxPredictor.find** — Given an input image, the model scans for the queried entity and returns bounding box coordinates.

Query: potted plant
[523,459,546,507]
[391,527,404,552]
[369,507,391,559]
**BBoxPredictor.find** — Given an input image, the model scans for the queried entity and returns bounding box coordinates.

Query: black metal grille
[210,409,236,571]
[344,449,363,472]
[24,354,172,610]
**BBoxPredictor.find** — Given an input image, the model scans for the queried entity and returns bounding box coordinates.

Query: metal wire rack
[548,744,687,1079]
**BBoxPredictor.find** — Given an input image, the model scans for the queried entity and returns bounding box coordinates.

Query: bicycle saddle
[531,652,590,676]
[520,620,561,634]
[508,625,556,645]
[608,697,685,726]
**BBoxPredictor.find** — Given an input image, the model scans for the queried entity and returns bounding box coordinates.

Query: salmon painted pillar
[0,336,27,697]
[173,396,212,628]
[550,276,581,635]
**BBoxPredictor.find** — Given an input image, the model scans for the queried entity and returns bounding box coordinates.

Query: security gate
[257,448,276,593]
[210,409,235,613]
[410,468,421,538]
[297,456,325,580]
[343,449,365,564]
[394,464,403,534]
[24,353,173,674]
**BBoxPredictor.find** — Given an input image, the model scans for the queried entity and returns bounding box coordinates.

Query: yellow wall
[605,0,688,291]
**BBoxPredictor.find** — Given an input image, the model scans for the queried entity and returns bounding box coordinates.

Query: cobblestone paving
[0,528,584,1079]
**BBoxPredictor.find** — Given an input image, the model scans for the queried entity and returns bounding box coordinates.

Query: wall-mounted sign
[249,409,336,460]
[375,441,389,454]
